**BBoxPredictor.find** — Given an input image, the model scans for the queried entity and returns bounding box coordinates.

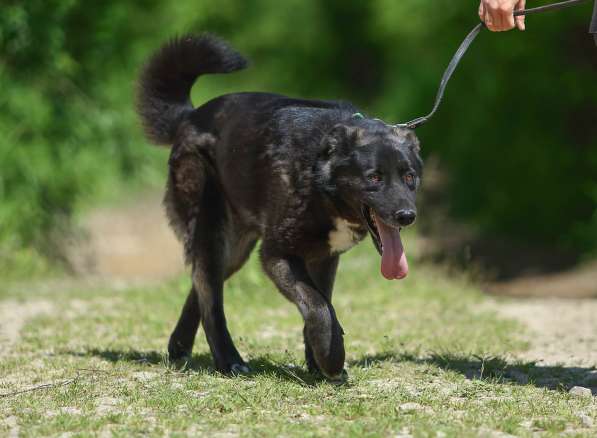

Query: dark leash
[395,0,592,129]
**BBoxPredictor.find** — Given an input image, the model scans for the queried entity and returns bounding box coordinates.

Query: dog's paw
[167,341,193,370]
[230,363,251,375]
[168,338,192,361]
[323,369,349,386]
[306,359,320,375]
[168,354,192,371]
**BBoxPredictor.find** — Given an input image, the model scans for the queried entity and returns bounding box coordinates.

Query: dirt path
[1,195,182,355]
[67,193,184,282]
[0,300,53,355]
[486,261,597,299]
[491,298,597,368]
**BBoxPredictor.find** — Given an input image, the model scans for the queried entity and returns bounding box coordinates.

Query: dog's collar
[352,112,396,128]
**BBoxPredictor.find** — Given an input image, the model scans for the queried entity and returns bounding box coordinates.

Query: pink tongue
[375,217,408,280]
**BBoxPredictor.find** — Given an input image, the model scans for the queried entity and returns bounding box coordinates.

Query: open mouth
[361,205,409,281]
[362,205,383,254]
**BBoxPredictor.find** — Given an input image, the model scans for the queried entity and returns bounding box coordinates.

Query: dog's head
[319,119,423,280]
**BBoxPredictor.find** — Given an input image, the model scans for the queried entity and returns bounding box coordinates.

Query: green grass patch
[1,244,595,437]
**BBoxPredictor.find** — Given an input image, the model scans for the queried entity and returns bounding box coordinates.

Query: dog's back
[136,34,357,235]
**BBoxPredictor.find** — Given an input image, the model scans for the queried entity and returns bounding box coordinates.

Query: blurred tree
[0,0,595,270]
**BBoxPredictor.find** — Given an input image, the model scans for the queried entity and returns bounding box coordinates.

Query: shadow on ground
[66,348,597,394]
[66,348,325,386]
[351,351,597,395]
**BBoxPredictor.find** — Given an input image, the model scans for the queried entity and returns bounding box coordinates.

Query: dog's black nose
[395,209,416,226]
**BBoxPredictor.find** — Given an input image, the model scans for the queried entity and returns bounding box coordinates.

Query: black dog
[136,34,423,382]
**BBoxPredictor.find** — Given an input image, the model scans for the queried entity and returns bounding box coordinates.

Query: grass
[1,241,596,437]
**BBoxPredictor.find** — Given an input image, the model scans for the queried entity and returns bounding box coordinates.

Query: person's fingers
[502,4,516,30]
[484,10,494,31]
[484,0,525,32]
[480,1,493,29]
[497,0,516,31]
[485,0,497,30]
[487,0,524,32]
[515,0,526,31]
[491,0,508,32]
[484,0,497,31]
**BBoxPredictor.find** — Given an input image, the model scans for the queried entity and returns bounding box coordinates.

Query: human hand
[479,0,526,31]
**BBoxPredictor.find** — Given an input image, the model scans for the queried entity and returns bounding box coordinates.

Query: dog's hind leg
[192,249,249,375]
[304,256,340,375]
[165,148,247,374]
[170,205,248,374]
[168,286,201,361]
[261,248,345,382]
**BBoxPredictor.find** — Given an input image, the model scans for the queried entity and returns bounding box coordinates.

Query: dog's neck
[319,190,363,228]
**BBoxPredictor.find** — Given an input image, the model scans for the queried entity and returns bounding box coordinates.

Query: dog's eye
[403,173,415,188]
[368,172,382,183]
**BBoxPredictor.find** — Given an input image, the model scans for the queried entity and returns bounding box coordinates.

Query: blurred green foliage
[1,0,595,270]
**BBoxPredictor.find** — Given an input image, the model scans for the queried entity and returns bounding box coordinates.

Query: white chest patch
[328,218,361,254]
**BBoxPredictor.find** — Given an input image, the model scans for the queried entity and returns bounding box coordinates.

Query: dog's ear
[324,124,359,156]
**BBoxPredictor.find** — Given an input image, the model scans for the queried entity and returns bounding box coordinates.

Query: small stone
[3,416,17,428]
[60,407,81,415]
[132,371,155,381]
[579,414,594,428]
[398,402,423,412]
[519,420,533,429]
[569,386,592,398]
[394,426,413,438]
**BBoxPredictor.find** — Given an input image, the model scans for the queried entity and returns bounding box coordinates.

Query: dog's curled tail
[136,34,247,145]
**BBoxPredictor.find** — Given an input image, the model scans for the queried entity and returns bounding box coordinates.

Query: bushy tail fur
[136,34,247,145]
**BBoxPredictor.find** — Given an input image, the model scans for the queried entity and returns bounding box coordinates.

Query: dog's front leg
[304,256,339,375]
[261,250,345,382]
